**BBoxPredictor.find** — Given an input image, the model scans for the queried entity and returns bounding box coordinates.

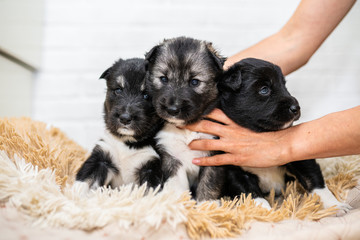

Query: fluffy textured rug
[1,117,359,239]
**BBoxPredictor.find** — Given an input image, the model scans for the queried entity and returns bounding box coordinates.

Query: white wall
[0,0,44,68]
[33,0,360,151]
[0,56,34,117]
[0,0,44,117]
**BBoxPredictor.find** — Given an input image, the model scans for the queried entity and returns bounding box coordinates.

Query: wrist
[277,125,299,165]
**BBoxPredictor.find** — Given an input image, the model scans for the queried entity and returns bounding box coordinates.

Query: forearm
[224,31,307,75]
[283,106,360,162]
[225,0,356,75]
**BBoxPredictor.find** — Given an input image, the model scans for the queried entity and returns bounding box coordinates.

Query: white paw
[254,197,272,210]
[196,199,221,207]
[312,186,353,215]
[335,202,353,216]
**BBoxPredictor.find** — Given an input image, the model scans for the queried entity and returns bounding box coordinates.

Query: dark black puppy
[76,58,164,190]
[145,36,225,196]
[197,58,350,211]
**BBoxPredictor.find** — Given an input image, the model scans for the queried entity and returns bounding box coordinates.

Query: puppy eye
[143,93,150,100]
[190,79,200,87]
[160,76,168,84]
[114,88,123,95]
[259,86,270,96]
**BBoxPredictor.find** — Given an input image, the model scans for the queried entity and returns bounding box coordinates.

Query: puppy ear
[218,65,242,92]
[205,42,227,70]
[145,44,161,71]
[99,67,111,80]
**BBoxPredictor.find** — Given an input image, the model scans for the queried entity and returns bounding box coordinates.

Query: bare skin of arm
[225,0,356,75]
[186,0,359,167]
[186,107,360,168]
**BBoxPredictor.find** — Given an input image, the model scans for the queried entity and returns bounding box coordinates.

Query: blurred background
[0,0,359,151]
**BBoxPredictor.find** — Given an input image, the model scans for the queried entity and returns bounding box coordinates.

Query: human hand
[185,108,291,168]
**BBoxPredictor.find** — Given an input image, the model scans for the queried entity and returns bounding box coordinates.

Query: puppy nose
[119,113,132,125]
[166,105,180,116]
[289,104,300,115]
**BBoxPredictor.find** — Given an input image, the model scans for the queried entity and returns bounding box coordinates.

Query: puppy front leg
[76,145,120,189]
[163,168,191,198]
[137,157,163,190]
[154,146,190,196]
[311,186,353,214]
[285,160,325,191]
[285,160,352,212]
[196,166,225,201]
[222,166,271,209]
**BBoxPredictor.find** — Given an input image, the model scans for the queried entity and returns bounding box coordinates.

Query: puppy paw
[312,187,352,214]
[335,202,353,217]
[254,197,272,210]
[196,199,221,207]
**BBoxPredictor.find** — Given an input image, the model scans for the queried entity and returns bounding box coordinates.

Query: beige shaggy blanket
[1,117,360,239]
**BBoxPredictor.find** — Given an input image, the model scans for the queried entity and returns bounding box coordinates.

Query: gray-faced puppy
[197,58,351,212]
[76,58,164,190]
[145,36,225,196]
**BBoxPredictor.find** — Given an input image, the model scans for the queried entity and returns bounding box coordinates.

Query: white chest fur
[155,123,212,192]
[242,166,286,194]
[98,130,159,185]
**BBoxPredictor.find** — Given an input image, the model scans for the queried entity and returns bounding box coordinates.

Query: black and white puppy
[197,58,351,211]
[145,36,225,196]
[76,58,164,190]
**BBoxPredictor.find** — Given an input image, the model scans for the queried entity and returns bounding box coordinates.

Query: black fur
[285,160,325,191]
[218,58,300,132]
[76,144,119,187]
[220,166,263,199]
[197,58,325,202]
[153,144,183,182]
[76,58,164,190]
[136,157,164,189]
[102,58,164,143]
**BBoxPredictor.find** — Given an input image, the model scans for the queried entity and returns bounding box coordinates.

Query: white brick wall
[33,0,360,150]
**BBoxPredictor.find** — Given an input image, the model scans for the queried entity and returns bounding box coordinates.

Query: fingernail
[192,159,200,165]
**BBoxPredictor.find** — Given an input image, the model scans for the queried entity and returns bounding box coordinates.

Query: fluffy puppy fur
[196,58,351,211]
[76,58,164,190]
[145,36,225,195]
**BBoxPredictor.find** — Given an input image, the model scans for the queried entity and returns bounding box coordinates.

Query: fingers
[205,109,234,125]
[192,153,240,166]
[185,119,227,137]
[185,117,251,139]
[188,138,226,152]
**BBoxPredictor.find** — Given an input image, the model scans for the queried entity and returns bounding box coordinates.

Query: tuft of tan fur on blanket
[0,118,88,188]
[0,117,359,239]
